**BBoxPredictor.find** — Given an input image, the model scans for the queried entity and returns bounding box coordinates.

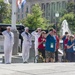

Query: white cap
[25,27,29,31]
[71,35,74,37]
[6,26,11,29]
[37,28,41,30]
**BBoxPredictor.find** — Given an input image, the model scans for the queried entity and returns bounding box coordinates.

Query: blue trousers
[67,52,75,62]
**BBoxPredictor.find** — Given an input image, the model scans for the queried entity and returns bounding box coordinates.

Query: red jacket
[38,36,46,49]
[56,35,59,50]
[64,38,68,50]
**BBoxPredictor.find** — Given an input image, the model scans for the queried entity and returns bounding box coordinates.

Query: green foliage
[59,9,67,17]
[59,2,75,34]
[67,2,75,13]
[58,2,75,17]
[0,0,11,23]
[47,23,54,30]
[60,13,75,34]
[60,13,74,22]
[20,4,47,30]
[3,18,11,24]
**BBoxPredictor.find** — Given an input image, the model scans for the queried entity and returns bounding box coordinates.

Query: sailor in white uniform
[31,28,41,57]
[2,26,14,64]
[21,27,31,63]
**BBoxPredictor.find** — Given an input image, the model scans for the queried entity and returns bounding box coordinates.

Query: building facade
[68,0,75,2]
[16,0,69,23]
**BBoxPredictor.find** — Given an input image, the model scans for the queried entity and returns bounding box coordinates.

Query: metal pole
[12,0,16,29]
[55,17,57,31]
[55,12,59,31]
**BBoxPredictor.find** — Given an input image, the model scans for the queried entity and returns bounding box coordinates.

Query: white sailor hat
[37,28,41,30]
[25,27,29,30]
[6,26,11,29]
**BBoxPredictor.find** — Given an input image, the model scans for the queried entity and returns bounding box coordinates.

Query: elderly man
[2,26,14,64]
[21,27,31,63]
[31,28,41,57]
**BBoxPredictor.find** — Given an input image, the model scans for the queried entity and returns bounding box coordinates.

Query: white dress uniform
[21,32,31,62]
[31,31,41,56]
[2,30,14,64]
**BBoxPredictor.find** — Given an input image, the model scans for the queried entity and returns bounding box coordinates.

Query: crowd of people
[2,26,75,64]
[61,32,75,62]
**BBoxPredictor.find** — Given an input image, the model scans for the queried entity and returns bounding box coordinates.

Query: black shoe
[23,61,28,63]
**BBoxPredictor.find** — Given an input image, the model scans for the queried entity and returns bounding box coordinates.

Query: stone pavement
[0,53,75,75]
[0,63,75,75]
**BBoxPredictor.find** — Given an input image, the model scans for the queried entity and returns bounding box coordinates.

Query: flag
[16,0,22,9]
[4,0,9,4]
[16,0,26,9]
[21,0,26,8]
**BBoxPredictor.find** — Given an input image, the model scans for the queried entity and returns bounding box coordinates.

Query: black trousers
[55,50,58,62]
[38,49,45,59]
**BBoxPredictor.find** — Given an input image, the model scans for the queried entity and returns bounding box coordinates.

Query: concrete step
[2,55,35,63]
[2,46,35,63]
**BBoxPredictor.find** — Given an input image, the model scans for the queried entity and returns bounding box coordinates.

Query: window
[46,3,50,16]
[41,3,45,17]
[21,6,24,12]
[57,2,60,11]
[51,2,55,22]
[41,3,45,11]
[22,14,23,18]
[62,1,66,9]
[26,7,28,13]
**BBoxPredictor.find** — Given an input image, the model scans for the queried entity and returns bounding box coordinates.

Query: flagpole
[12,0,16,29]
[11,0,19,55]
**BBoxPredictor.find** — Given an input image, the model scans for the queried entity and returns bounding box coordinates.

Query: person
[21,27,31,63]
[61,32,68,42]
[45,29,56,62]
[38,31,46,61]
[2,26,14,64]
[53,30,59,62]
[67,35,75,62]
[63,35,70,61]
[31,28,41,57]
[74,34,75,39]
[60,32,68,61]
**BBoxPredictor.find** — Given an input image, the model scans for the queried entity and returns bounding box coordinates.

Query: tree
[60,12,75,34]
[20,4,48,30]
[0,0,11,23]
[59,2,75,34]
[66,2,75,13]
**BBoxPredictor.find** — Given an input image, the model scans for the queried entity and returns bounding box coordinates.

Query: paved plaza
[0,53,75,75]
[0,63,75,75]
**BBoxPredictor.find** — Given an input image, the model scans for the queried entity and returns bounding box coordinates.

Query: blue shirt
[67,40,75,52]
[53,35,57,43]
[62,36,66,49]
[45,35,56,52]
[62,36,66,41]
